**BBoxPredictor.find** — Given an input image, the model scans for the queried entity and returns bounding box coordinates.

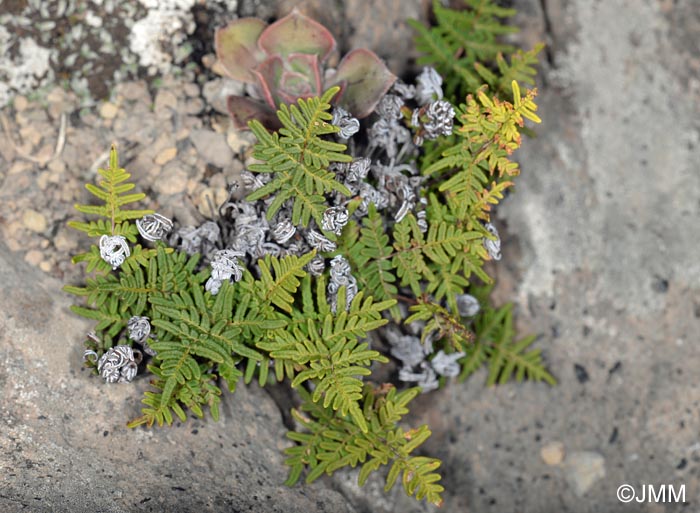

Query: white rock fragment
[130,0,197,73]
[563,451,606,497]
[0,31,53,106]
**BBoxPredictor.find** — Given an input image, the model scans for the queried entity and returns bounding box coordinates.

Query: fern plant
[65,3,554,508]
[408,0,543,102]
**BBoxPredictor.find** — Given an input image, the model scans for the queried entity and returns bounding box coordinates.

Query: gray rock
[0,242,357,513]
[189,129,234,169]
[398,0,700,511]
[563,451,606,497]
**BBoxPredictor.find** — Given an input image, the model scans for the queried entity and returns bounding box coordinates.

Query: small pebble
[19,125,42,147]
[540,441,565,466]
[54,229,78,252]
[22,210,48,233]
[184,83,200,97]
[99,102,119,119]
[9,161,32,175]
[47,159,66,175]
[190,129,233,168]
[154,147,177,165]
[24,250,44,266]
[154,90,178,114]
[155,167,188,195]
[226,130,255,154]
[14,95,28,112]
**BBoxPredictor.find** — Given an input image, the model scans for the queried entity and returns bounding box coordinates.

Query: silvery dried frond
[424,100,455,137]
[484,222,502,261]
[328,275,358,313]
[430,350,466,378]
[391,80,416,100]
[306,255,325,276]
[376,94,404,121]
[389,334,428,368]
[232,202,264,230]
[455,293,480,317]
[97,345,142,384]
[306,230,337,253]
[271,219,296,244]
[321,206,349,236]
[99,234,130,269]
[127,316,157,357]
[232,224,267,257]
[205,277,224,295]
[136,213,173,242]
[357,183,390,215]
[368,117,411,159]
[342,158,372,195]
[280,240,309,257]
[331,106,360,139]
[415,67,444,105]
[173,221,220,256]
[83,349,98,363]
[329,254,352,285]
[209,249,245,282]
[422,328,438,355]
[394,181,416,223]
[127,316,151,343]
[240,170,269,191]
[412,100,455,146]
[260,241,284,258]
[398,362,439,393]
[371,161,411,185]
[416,210,428,233]
[329,161,350,180]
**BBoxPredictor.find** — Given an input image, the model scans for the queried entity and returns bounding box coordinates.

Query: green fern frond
[71,144,153,235]
[409,0,521,100]
[254,251,317,313]
[424,82,540,231]
[406,299,473,350]
[391,215,434,297]
[64,245,204,335]
[258,290,393,432]
[285,385,444,506]
[127,365,223,428]
[343,205,401,320]
[475,44,544,99]
[458,288,556,384]
[247,87,352,227]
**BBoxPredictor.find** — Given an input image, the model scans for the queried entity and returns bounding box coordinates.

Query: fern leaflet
[247,87,353,227]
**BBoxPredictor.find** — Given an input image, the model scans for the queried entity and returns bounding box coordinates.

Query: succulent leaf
[254,56,285,109]
[257,8,336,62]
[227,96,282,131]
[280,53,323,101]
[327,49,397,118]
[215,18,267,83]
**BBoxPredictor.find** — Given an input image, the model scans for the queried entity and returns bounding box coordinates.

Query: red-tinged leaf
[215,18,267,83]
[258,8,335,61]
[253,55,284,108]
[227,95,281,131]
[326,49,397,118]
[279,53,323,100]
